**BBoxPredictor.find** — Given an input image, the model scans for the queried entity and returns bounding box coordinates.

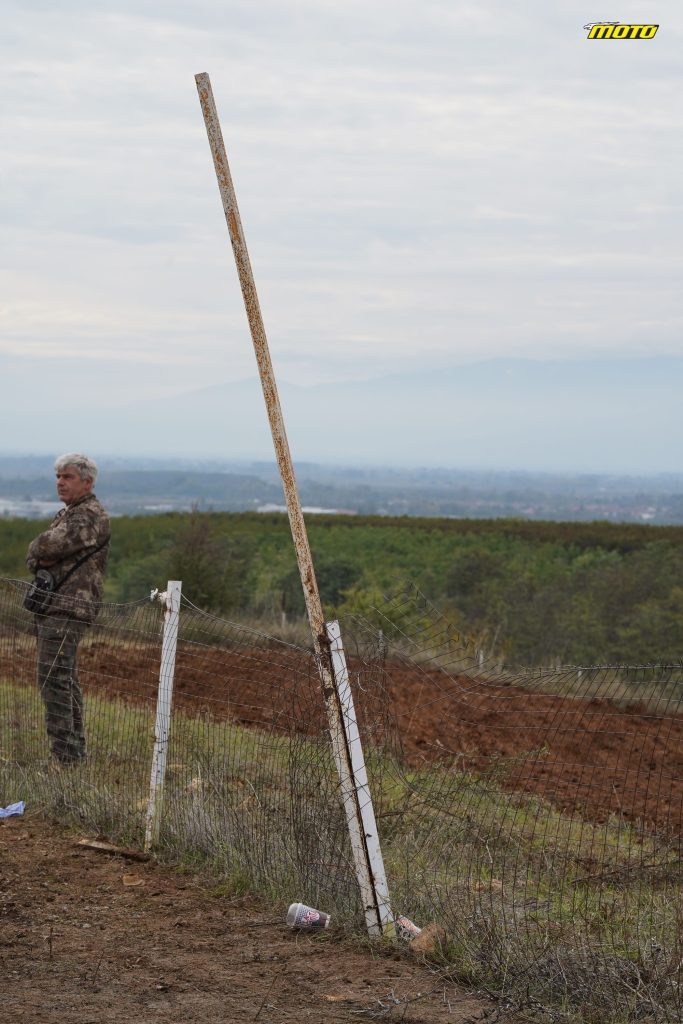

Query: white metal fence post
[326,620,394,935]
[145,580,182,852]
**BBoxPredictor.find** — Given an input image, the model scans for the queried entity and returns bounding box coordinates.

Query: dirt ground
[0,814,497,1024]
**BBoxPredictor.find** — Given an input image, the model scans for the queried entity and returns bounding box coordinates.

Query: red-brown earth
[75,640,683,836]
[0,815,497,1024]
[6,634,682,835]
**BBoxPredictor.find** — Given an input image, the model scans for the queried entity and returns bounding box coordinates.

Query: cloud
[1,1,682,471]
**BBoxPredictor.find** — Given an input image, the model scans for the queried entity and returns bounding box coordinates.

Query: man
[26,454,110,765]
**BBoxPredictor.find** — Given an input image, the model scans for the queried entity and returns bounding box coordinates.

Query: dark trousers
[35,618,87,763]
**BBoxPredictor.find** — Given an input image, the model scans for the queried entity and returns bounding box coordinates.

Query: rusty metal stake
[195,72,393,937]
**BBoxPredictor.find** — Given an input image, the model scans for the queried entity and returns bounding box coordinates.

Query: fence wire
[347,581,683,1023]
[1,576,681,1023]
[0,579,162,836]
[0,579,365,923]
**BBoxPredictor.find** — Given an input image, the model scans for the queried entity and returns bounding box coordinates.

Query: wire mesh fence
[0,578,366,924]
[0,580,161,837]
[1,575,681,1022]
[347,582,683,1022]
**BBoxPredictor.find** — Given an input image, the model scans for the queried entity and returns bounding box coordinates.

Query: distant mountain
[1,356,681,473]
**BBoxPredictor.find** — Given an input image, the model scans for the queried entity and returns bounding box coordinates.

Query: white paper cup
[287,901,331,929]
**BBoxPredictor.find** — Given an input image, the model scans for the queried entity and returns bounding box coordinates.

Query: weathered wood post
[195,73,393,936]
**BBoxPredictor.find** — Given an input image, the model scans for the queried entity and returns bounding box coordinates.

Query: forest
[2,510,683,667]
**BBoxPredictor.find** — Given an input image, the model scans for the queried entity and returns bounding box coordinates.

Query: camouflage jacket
[26,493,111,622]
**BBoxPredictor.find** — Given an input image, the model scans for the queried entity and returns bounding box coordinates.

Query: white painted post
[145,581,182,852]
[326,620,394,934]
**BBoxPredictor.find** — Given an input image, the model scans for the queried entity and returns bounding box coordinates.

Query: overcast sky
[1,2,681,464]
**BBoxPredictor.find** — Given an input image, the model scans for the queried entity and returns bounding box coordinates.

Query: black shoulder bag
[23,539,109,615]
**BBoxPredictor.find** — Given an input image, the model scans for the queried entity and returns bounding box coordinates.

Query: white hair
[54,453,99,484]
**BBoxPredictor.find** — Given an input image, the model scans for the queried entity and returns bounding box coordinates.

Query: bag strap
[52,536,110,594]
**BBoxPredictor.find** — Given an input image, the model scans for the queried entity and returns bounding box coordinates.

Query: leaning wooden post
[195,72,393,936]
[145,580,181,852]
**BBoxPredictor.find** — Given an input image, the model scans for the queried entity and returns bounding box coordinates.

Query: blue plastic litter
[0,801,25,818]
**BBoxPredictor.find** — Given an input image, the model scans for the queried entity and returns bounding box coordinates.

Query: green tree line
[3,511,683,666]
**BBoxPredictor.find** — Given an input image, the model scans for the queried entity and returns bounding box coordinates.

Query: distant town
[2,455,683,524]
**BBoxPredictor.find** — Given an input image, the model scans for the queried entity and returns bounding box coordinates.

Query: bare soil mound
[106,645,683,836]
[10,635,683,835]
